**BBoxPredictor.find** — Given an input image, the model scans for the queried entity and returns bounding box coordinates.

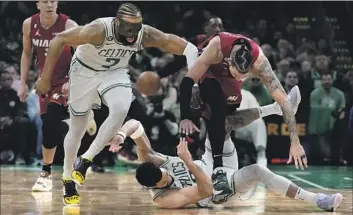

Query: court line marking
[288,174,331,190]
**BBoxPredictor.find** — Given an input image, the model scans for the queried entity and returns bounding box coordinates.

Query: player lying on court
[35,3,199,205]
[108,119,343,211]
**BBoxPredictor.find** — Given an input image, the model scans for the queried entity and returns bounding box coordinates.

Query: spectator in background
[261,44,278,70]
[309,72,345,163]
[26,70,42,157]
[242,77,273,106]
[296,47,317,65]
[0,71,30,164]
[311,55,338,89]
[161,77,179,119]
[233,89,268,167]
[317,38,332,56]
[146,88,179,156]
[283,69,299,93]
[5,65,20,91]
[275,59,290,83]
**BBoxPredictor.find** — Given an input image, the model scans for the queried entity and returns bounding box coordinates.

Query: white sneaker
[275,85,301,116]
[86,110,97,136]
[316,193,343,212]
[32,171,53,192]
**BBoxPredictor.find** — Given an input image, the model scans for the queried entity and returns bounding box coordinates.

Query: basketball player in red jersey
[190,16,224,48]
[18,0,95,192]
[179,32,308,197]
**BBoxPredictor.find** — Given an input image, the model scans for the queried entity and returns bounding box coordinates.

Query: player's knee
[247,164,263,179]
[108,101,130,119]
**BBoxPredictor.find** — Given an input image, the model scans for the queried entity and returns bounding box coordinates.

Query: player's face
[205,18,223,35]
[115,15,142,45]
[0,73,12,90]
[154,168,172,188]
[37,0,58,17]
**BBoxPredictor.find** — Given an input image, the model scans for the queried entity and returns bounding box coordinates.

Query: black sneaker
[62,179,80,206]
[212,168,233,196]
[71,156,92,186]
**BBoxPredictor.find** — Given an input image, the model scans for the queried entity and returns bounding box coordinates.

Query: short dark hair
[117,3,141,18]
[321,71,332,79]
[135,162,162,187]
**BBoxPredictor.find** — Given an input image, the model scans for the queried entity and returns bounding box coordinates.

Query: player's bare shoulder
[201,35,223,64]
[22,17,32,36]
[79,20,105,46]
[65,19,78,30]
[141,25,168,48]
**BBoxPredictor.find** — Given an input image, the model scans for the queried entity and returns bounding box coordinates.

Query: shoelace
[317,194,331,209]
[64,182,77,195]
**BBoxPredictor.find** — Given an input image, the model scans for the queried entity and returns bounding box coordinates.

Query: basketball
[136,71,161,96]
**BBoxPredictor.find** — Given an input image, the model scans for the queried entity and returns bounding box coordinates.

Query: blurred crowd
[0,2,352,171]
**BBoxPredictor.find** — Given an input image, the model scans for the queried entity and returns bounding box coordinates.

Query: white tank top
[74,17,144,72]
[149,156,212,207]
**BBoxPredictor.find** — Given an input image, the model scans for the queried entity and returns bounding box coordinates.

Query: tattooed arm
[252,52,299,144]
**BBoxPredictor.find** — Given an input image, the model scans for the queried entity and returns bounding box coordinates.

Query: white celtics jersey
[149,156,212,207]
[74,17,144,72]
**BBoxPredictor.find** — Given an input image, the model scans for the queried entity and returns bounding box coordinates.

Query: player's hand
[177,138,193,164]
[61,82,69,97]
[179,119,200,135]
[287,141,308,170]
[17,84,29,102]
[35,77,51,95]
[107,134,125,153]
[190,85,203,110]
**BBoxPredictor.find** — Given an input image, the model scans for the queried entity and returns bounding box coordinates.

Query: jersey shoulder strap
[95,17,115,41]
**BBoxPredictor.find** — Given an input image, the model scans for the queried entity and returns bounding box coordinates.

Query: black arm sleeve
[179,76,195,120]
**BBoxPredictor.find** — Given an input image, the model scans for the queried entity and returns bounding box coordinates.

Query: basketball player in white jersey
[108,117,343,212]
[35,3,199,205]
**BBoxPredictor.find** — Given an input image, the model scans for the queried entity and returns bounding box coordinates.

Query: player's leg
[62,110,91,205]
[226,85,301,130]
[203,136,238,170]
[199,78,233,195]
[32,102,69,192]
[232,164,343,212]
[72,83,132,185]
[62,64,100,205]
[234,118,268,166]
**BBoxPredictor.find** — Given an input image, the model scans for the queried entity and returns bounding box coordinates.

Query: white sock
[62,114,90,179]
[294,188,317,205]
[258,104,281,118]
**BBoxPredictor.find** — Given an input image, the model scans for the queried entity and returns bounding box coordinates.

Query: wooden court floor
[1,165,352,215]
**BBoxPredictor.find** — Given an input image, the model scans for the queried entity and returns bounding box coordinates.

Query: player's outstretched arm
[142,25,198,70]
[111,119,165,166]
[153,139,212,209]
[179,37,222,126]
[37,21,104,94]
[252,52,298,144]
[252,51,307,169]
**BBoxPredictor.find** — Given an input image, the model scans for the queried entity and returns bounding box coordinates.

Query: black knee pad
[42,103,69,149]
